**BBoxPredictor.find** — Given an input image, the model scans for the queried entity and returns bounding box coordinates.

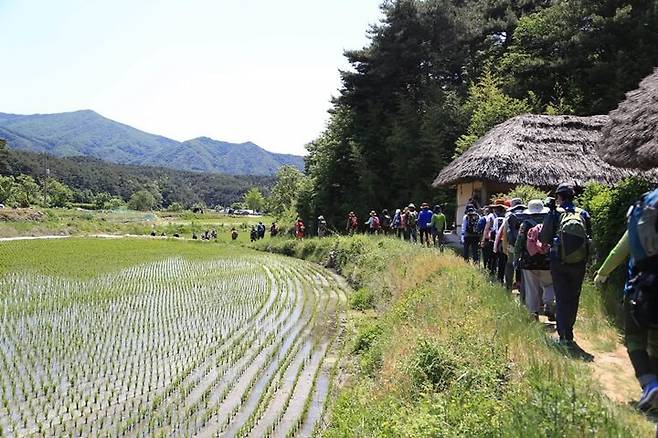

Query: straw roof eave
[598,68,658,170]
[433,114,657,188]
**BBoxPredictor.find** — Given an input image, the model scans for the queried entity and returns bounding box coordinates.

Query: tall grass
[252,235,654,437]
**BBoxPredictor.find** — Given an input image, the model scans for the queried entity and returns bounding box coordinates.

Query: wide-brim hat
[525,199,549,215]
[408,203,416,209]
[487,199,507,209]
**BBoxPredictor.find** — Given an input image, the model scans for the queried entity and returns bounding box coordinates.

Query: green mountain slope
[0,110,304,176]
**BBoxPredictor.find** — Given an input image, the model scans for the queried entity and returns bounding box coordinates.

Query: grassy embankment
[0,208,273,242]
[252,235,654,437]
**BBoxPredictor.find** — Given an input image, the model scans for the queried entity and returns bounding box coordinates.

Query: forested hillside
[302,0,658,225]
[3,147,273,208]
[0,110,304,176]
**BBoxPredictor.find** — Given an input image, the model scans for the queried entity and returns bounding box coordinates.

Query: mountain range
[0,110,304,176]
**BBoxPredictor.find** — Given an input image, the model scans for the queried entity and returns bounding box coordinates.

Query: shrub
[350,288,375,311]
[407,338,457,392]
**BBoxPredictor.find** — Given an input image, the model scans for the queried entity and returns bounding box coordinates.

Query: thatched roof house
[433,114,652,227]
[598,68,658,170]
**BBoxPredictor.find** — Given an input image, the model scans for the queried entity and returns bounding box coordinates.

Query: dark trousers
[489,248,498,277]
[463,236,480,262]
[550,262,587,341]
[625,298,658,386]
[419,229,431,246]
[482,241,494,271]
[496,252,508,284]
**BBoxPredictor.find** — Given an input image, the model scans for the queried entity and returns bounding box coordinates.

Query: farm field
[0,208,275,242]
[0,238,348,437]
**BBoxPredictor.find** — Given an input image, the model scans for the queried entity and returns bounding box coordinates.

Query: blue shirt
[417,209,433,230]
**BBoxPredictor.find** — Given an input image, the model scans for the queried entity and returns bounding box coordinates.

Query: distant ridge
[0,110,304,176]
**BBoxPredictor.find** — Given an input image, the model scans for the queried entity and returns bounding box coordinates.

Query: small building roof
[597,68,658,170]
[433,114,654,188]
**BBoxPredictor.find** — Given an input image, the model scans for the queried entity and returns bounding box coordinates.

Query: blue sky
[0,0,383,155]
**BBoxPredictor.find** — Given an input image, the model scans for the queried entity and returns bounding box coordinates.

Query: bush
[577,177,653,264]
[350,288,375,311]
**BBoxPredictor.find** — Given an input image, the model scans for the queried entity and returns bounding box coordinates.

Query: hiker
[482,200,507,278]
[346,212,359,236]
[430,204,447,249]
[514,200,554,320]
[417,203,433,247]
[406,204,418,242]
[317,215,328,238]
[365,210,381,234]
[477,208,490,267]
[270,222,279,237]
[594,188,658,412]
[381,209,392,235]
[461,204,481,262]
[540,184,592,347]
[231,227,238,241]
[210,229,217,239]
[192,232,198,240]
[495,198,526,289]
[257,222,266,239]
[392,208,403,239]
[295,218,305,239]
[250,225,258,242]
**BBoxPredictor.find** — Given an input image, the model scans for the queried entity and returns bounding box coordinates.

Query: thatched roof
[433,114,653,188]
[598,69,658,170]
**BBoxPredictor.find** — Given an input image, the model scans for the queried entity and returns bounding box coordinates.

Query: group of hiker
[343,203,447,247]
[249,221,279,242]
[460,183,658,413]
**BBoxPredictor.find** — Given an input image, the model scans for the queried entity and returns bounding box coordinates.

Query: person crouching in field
[595,188,658,412]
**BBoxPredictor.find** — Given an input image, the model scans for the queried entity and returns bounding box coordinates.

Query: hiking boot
[638,380,658,412]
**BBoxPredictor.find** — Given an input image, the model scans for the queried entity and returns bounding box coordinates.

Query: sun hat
[526,199,549,215]
[408,203,416,209]
[508,197,526,211]
[556,183,575,197]
[487,198,507,208]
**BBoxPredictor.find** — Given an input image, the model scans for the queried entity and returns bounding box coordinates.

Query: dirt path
[576,336,639,404]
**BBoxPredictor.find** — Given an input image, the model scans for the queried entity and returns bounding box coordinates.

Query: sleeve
[461,216,467,242]
[482,217,491,242]
[597,231,630,277]
[539,211,557,244]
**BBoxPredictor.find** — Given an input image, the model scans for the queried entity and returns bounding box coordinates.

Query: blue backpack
[627,188,658,329]
[628,189,658,272]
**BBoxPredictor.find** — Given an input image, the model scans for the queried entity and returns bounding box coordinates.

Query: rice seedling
[0,238,347,436]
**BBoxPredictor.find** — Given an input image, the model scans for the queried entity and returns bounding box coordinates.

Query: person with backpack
[392,208,403,239]
[430,204,447,249]
[381,209,392,235]
[477,207,490,267]
[365,211,381,234]
[295,218,305,239]
[594,188,658,411]
[250,225,258,242]
[317,215,328,238]
[257,221,266,239]
[270,222,279,237]
[346,212,359,236]
[406,204,418,242]
[483,200,507,278]
[540,183,592,348]
[496,198,526,290]
[514,199,554,320]
[461,205,481,262]
[417,203,434,247]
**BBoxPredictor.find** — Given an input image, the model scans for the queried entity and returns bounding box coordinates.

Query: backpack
[350,216,358,228]
[382,215,391,228]
[506,212,526,246]
[557,208,589,264]
[372,216,381,229]
[476,216,487,234]
[464,212,480,237]
[627,189,658,329]
[407,212,417,228]
[518,220,550,270]
[490,216,504,241]
[627,189,658,272]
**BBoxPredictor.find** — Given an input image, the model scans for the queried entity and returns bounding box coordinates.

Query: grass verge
[252,235,654,437]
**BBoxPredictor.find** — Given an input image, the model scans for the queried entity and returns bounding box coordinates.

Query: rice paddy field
[0,238,348,437]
